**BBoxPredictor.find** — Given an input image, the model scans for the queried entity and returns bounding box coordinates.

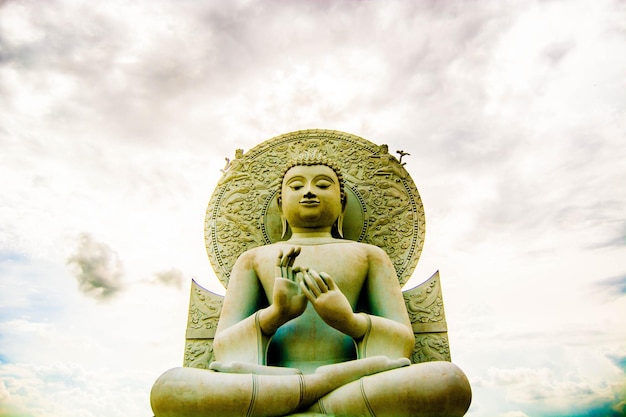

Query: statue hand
[271,247,307,322]
[259,248,308,335]
[300,269,366,338]
[276,246,301,280]
[272,277,307,322]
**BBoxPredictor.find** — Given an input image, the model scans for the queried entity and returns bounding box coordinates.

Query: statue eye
[289,181,304,190]
[316,180,332,189]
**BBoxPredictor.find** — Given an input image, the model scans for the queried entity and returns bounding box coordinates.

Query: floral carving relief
[403,272,446,324]
[184,281,223,368]
[187,284,223,331]
[205,130,425,288]
[411,334,451,363]
[184,340,215,368]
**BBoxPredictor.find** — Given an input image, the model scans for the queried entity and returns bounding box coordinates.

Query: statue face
[280,165,343,229]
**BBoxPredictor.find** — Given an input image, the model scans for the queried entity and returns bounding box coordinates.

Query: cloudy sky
[1,0,625,416]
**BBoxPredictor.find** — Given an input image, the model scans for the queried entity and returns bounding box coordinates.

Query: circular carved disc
[205,129,425,288]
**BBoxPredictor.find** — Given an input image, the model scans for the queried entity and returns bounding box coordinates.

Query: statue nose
[303,191,316,198]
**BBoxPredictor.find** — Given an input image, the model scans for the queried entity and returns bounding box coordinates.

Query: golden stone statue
[151,130,472,417]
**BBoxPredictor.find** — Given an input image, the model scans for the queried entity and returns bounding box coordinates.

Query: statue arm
[213,251,269,365]
[214,248,307,365]
[357,246,414,359]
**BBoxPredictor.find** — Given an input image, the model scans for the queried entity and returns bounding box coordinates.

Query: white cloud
[0,361,152,417]
[498,412,529,417]
[480,365,624,414]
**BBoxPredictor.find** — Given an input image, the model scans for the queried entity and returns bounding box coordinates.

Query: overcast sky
[1,1,625,416]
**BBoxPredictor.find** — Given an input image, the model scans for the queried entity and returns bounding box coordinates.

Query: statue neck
[287,228,341,245]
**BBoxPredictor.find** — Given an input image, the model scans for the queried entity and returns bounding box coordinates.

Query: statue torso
[250,241,372,373]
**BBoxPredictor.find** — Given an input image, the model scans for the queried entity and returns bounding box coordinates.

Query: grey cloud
[66,233,124,300]
[607,354,626,373]
[2,0,623,252]
[594,274,626,300]
[542,39,577,66]
[0,0,517,152]
[0,1,226,145]
[154,268,184,289]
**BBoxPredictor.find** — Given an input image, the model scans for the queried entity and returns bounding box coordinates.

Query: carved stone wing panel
[183,279,224,368]
[403,271,452,363]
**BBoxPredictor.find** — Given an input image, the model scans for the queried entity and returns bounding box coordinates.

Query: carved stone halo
[205,129,426,288]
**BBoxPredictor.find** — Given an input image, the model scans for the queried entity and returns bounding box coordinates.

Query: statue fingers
[276,250,286,278]
[288,246,300,259]
[280,248,292,268]
[275,265,288,279]
[291,266,305,283]
[319,272,337,291]
[302,271,322,297]
[281,247,297,268]
[277,248,295,277]
[275,250,284,268]
[299,279,317,303]
[308,269,329,292]
[287,246,301,268]
[285,248,299,280]
[287,247,301,269]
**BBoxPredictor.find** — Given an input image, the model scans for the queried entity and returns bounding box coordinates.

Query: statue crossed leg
[151,357,470,416]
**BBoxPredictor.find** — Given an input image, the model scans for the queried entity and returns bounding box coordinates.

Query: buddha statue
[151,141,472,417]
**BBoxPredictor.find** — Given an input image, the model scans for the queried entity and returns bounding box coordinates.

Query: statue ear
[277,196,289,239]
[335,192,347,238]
[281,214,289,239]
[337,213,344,238]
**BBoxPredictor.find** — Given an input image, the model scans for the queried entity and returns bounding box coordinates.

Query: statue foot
[295,355,411,407]
[209,361,302,375]
[315,355,409,378]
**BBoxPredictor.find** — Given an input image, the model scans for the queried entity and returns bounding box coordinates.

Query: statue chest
[256,244,369,304]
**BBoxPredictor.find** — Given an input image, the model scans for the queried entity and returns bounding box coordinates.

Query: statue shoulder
[356,241,390,258]
[353,242,396,269]
[335,240,392,264]
[234,245,265,269]
[236,243,281,267]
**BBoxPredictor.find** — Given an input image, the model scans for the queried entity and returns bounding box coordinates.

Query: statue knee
[373,362,471,417]
[150,367,255,417]
[402,362,472,417]
[150,368,186,417]
[151,367,310,417]
[314,362,471,417]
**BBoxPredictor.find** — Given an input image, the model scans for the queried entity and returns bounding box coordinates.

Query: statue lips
[299,199,320,206]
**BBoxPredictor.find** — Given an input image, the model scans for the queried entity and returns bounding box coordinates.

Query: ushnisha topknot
[277,150,346,207]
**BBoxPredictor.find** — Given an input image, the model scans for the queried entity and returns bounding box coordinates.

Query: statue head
[277,150,347,238]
